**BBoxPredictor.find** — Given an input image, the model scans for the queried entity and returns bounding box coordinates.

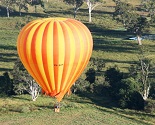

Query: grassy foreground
[0,94,155,125]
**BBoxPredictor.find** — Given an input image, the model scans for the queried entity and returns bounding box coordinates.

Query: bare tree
[26,79,40,101]
[140,58,150,100]
[85,0,104,22]
[128,46,152,100]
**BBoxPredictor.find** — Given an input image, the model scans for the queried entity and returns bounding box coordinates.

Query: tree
[1,0,16,17]
[27,0,44,13]
[15,0,28,16]
[89,58,105,71]
[138,46,151,100]
[11,58,41,101]
[63,0,84,18]
[118,78,144,110]
[24,78,40,101]
[113,0,150,45]
[85,68,96,84]
[85,0,104,22]
[113,0,137,27]
[140,57,150,100]
[129,16,150,45]
[128,46,152,100]
[104,67,124,98]
[141,0,155,22]
[149,82,155,99]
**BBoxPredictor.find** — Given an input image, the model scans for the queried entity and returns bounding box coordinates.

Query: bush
[71,78,90,94]
[85,68,96,84]
[104,68,145,110]
[11,58,40,95]
[149,82,155,99]
[129,91,144,110]
[104,67,124,98]
[11,58,29,94]
[88,82,105,96]
[0,72,14,95]
[118,78,144,110]
[144,99,155,113]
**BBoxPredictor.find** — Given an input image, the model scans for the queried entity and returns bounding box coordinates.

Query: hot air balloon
[17,18,93,102]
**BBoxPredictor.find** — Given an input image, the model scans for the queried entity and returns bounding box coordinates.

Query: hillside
[0,0,152,74]
[0,0,155,125]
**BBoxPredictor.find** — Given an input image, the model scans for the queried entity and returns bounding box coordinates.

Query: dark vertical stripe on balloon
[53,22,59,92]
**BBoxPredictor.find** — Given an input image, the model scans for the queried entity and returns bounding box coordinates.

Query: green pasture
[0,1,153,75]
[0,94,154,125]
[0,0,155,124]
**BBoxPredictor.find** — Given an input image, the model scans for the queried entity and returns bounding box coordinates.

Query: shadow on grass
[0,68,13,72]
[65,92,155,125]
[75,8,114,15]
[65,92,117,109]
[0,52,17,73]
[96,106,155,125]
[92,57,137,65]
[0,45,16,50]
[0,52,17,62]
[44,9,73,16]
[0,5,48,17]
[93,42,138,54]
[12,96,31,101]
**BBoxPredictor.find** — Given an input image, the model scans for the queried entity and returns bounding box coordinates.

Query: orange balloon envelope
[17,18,93,102]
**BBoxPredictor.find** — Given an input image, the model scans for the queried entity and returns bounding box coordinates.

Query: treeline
[0,0,104,22]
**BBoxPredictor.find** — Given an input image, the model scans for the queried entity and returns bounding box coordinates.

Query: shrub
[11,58,40,95]
[0,72,14,95]
[144,99,155,113]
[11,58,29,94]
[71,78,90,94]
[104,67,124,98]
[129,91,144,110]
[118,78,144,110]
[149,82,155,99]
[89,58,105,71]
[89,82,105,96]
[85,68,96,84]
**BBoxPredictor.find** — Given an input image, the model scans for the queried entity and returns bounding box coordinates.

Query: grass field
[0,94,155,125]
[0,0,155,124]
